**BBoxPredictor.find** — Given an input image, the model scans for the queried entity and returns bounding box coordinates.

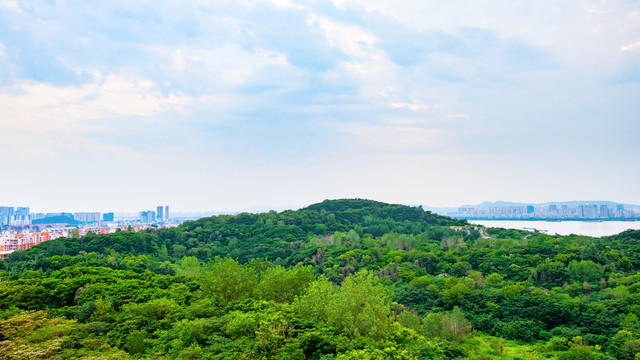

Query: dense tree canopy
[1,199,639,359]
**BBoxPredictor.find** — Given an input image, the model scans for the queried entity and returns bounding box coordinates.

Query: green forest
[1,199,639,359]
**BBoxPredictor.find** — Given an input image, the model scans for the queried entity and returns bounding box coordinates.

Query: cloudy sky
[1,0,639,213]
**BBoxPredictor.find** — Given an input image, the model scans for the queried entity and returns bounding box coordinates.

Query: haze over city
[1,1,639,212]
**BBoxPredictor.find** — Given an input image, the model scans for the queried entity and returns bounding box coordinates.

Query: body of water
[468,220,640,238]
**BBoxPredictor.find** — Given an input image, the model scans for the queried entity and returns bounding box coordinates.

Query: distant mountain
[421,205,457,214]
[461,201,529,208]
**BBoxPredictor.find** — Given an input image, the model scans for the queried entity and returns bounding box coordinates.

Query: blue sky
[1,0,639,212]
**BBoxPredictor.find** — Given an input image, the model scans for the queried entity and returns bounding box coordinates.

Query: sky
[1,0,639,213]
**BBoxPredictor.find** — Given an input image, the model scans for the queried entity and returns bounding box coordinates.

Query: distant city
[448,203,640,220]
[0,204,183,259]
[0,205,175,227]
[3,201,640,259]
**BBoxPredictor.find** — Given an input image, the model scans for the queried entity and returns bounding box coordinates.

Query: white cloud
[311,15,378,60]
[0,41,14,78]
[0,75,191,133]
[0,0,20,11]
[390,102,433,111]
[262,0,305,9]
[335,121,444,154]
[0,0,638,209]
[621,41,640,52]
[447,113,470,118]
[336,0,639,71]
[138,43,297,94]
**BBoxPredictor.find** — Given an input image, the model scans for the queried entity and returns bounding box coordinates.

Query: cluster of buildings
[140,206,170,223]
[0,207,31,226]
[0,204,175,259]
[0,230,54,255]
[0,224,156,259]
[0,205,170,226]
[450,204,640,220]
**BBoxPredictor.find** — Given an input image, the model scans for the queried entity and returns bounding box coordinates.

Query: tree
[294,270,394,340]
[442,283,470,307]
[445,307,471,343]
[200,257,257,302]
[255,265,315,303]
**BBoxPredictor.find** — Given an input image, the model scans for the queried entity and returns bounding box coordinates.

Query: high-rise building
[526,205,534,214]
[599,205,610,218]
[140,211,156,223]
[75,212,101,223]
[103,212,114,222]
[548,205,557,214]
[0,206,15,225]
[0,206,15,215]
[559,205,569,216]
[583,205,597,218]
[15,207,30,217]
[154,205,170,221]
[13,207,30,225]
[30,213,46,221]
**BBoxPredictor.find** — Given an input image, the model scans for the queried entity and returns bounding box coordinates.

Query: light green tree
[294,270,394,340]
[201,257,257,302]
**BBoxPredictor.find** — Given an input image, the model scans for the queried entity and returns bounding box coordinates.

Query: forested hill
[5,198,465,266]
[1,199,640,359]
[303,199,462,226]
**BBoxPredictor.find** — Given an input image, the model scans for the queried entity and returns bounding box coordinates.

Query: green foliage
[255,265,315,303]
[568,260,604,283]
[0,311,131,359]
[422,307,471,343]
[200,257,257,301]
[1,200,639,359]
[442,283,470,307]
[295,270,394,341]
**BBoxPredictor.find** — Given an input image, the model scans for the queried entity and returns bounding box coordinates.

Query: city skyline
[448,202,640,220]
[2,199,640,222]
[1,1,638,211]
[0,204,171,225]
[3,198,639,260]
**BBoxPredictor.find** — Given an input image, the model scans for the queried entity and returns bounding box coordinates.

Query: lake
[468,220,640,237]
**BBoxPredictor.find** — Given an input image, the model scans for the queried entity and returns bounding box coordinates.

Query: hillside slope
[0,199,639,359]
